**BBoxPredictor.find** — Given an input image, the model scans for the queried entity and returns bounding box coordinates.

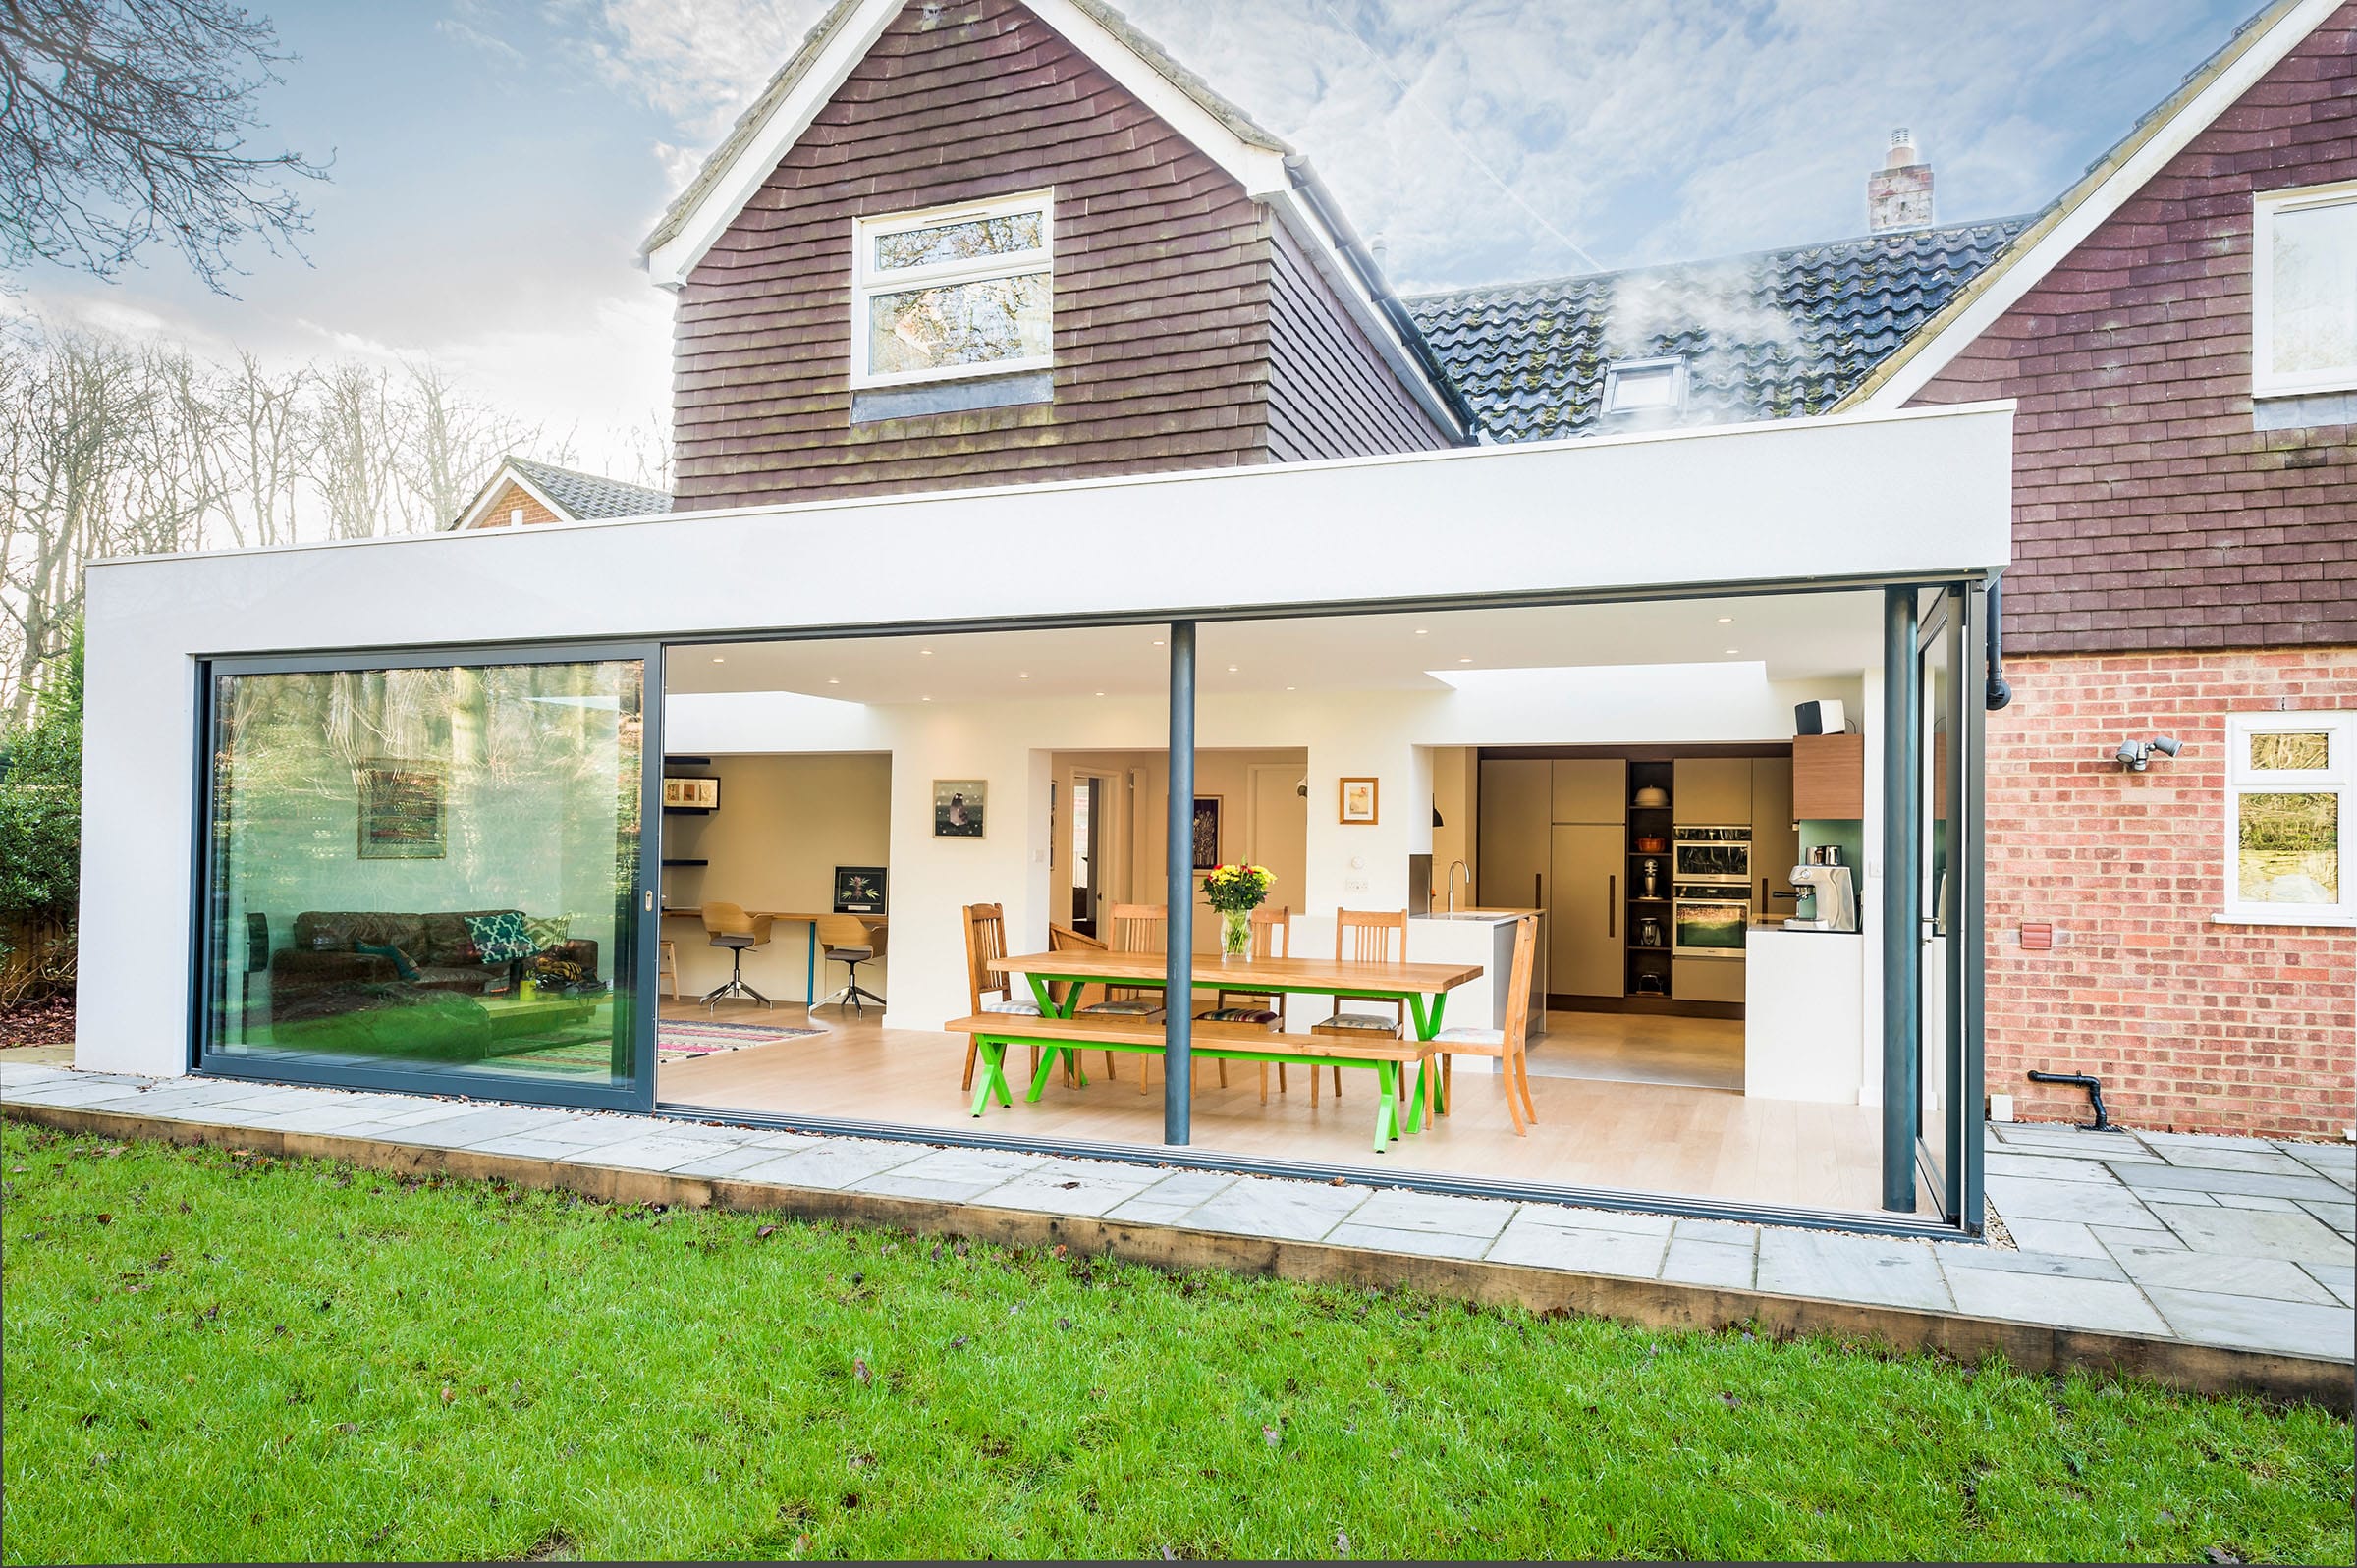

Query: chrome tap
[1445,859,1470,911]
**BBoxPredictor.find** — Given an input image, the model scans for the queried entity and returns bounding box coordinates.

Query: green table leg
[1406,991,1450,1116]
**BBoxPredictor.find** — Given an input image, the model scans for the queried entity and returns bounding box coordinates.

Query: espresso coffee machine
[1783,862,1858,933]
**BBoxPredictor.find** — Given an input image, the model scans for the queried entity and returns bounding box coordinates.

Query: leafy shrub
[0,625,83,1000]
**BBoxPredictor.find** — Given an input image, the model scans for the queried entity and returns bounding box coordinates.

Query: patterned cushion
[1433,1025,1506,1047]
[523,914,572,950]
[980,997,1043,1015]
[1198,1006,1279,1025]
[1315,1012,1400,1033]
[462,911,538,965]
[1078,1000,1164,1018]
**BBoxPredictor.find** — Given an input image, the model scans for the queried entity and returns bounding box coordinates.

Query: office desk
[660,909,886,1006]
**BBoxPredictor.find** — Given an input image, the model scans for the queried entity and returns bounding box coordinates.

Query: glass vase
[1220,908,1252,960]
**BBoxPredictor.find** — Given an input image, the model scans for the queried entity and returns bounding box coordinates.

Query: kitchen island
[1743,924,1867,1103]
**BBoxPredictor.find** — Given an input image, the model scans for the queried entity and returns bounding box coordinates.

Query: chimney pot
[1868,128,1933,234]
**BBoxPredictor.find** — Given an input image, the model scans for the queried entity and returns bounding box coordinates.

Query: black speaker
[1794,699,1847,735]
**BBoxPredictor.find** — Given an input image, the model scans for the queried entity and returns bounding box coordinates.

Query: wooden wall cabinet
[1791,734,1865,819]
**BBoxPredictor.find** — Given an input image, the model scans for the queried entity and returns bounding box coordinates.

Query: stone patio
[3,1060,2349,1372]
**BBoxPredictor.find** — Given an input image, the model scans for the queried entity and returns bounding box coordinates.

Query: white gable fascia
[644,0,1290,291]
[450,462,572,531]
[1263,189,1466,440]
[1855,0,2339,410]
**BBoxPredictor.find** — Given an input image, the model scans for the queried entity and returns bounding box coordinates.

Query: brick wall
[1987,648,2357,1139]
[464,481,560,530]
[1912,2,2356,656]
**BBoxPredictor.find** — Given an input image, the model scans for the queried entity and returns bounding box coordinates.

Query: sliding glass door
[197,644,662,1111]
[1915,588,1979,1224]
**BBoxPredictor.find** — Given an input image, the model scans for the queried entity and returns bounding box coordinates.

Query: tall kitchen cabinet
[1480,758,1624,1005]
[1671,757,1751,1005]
[1750,757,1799,923]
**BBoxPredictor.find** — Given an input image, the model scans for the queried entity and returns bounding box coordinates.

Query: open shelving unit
[1624,759,1674,1002]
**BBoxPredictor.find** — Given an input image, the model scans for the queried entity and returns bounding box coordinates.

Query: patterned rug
[658,1018,826,1062]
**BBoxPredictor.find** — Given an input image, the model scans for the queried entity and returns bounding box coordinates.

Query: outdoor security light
[2114,735,2182,772]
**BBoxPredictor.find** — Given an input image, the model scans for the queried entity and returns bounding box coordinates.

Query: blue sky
[12,0,2262,470]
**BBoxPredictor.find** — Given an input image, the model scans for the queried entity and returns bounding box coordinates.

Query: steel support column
[1164,621,1196,1145]
[1881,586,1922,1213]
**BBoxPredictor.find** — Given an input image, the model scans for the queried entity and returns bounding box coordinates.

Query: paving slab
[856,1147,1052,1204]
[2302,1263,2356,1308]
[2114,1162,2355,1205]
[2104,1243,2338,1305]
[2207,1191,2302,1213]
[1985,1174,2165,1229]
[968,1163,1160,1217]
[1756,1230,1952,1313]
[2142,1130,2287,1153]
[575,1133,753,1173]
[2154,1203,2355,1267]
[1488,1217,1670,1278]
[1987,1124,2150,1160]
[355,1106,559,1148]
[2151,1144,2320,1176]
[669,1144,800,1179]
[1344,1188,1516,1241]
[1327,1221,1492,1261]
[1985,1151,2123,1184]
[1179,1177,1367,1243]
[2145,1287,2357,1359]
[1660,1238,1754,1289]
[1508,1204,1675,1237]
[732,1138,923,1192]
[1672,1217,1761,1247]
[1998,1217,2111,1259]
[1935,1244,2126,1283]
[1945,1270,2170,1338]
[2297,1198,2355,1234]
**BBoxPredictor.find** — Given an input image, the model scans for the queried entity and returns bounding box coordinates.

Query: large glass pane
[1918,604,1956,1206]
[2236,791,2339,903]
[865,273,1050,376]
[204,658,645,1094]
[2270,198,2357,377]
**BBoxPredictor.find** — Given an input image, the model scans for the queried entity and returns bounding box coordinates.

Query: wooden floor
[658,1000,1905,1216]
[1525,1010,1745,1091]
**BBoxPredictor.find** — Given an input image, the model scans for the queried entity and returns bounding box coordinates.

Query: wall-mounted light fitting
[2113,735,2181,772]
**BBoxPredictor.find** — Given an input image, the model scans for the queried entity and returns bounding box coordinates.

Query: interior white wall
[75,401,2010,1076]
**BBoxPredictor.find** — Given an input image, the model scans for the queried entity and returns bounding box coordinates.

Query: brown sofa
[266,909,601,1027]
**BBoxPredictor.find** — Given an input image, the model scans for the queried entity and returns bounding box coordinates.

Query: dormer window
[1602,356,1686,413]
[852,190,1054,389]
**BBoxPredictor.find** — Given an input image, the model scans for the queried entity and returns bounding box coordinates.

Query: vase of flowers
[1202,863,1273,960]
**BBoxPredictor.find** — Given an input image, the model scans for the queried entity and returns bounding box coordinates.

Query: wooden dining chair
[961,902,1043,1093]
[1308,909,1409,1107]
[1195,906,1289,1103]
[1430,913,1541,1134]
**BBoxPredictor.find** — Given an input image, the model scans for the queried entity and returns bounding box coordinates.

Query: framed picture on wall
[933,779,986,838]
[1190,796,1221,871]
[357,763,446,859]
[834,866,888,914]
[1339,777,1380,825]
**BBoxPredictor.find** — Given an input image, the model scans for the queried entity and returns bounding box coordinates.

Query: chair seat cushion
[1314,1012,1400,1033]
[825,946,874,961]
[1078,1000,1164,1018]
[980,997,1043,1016]
[1433,1025,1507,1047]
[1197,1006,1280,1025]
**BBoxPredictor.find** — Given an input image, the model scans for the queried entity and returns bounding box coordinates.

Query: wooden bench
[944,1013,1437,1151]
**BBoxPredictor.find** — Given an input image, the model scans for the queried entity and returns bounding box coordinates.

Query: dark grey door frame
[1164,622,1196,1144]
[190,640,665,1115]
[1880,588,1922,1212]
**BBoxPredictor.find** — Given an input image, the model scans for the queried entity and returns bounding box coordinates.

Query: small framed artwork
[1339,777,1380,826]
[933,779,986,838]
[357,763,446,859]
[834,865,888,914]
[1190,796,1222,871]
[662,776,720,811]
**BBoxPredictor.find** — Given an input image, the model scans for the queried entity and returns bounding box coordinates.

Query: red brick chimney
[1868,128,1934,234]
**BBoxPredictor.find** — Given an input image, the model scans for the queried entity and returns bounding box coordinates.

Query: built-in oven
[1672,885,1752,957]
[1672,824,1751,884]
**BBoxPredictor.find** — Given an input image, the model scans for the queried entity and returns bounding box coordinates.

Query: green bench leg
[1405,1058,1429,1134]
[1026,1044,1064,1103]
[1373,1061,1401,1151]
[970,1040,1014,1116]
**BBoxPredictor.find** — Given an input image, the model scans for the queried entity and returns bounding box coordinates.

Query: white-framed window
[1602,356,1685,413]
[850,189,1053,390]
[2222,711,2354,925]
[2252,180,2357,399]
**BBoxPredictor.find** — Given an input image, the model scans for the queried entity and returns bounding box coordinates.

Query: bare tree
[0,0,329,292]
[208,351,312,548]
[394,359,540,531]
[307,358,404,539]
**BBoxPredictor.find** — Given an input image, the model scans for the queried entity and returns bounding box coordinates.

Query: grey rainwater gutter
[1282,154,1484,442]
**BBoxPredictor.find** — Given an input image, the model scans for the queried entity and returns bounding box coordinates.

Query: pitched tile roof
[507,458,671,520]
[1406,216,2032,445]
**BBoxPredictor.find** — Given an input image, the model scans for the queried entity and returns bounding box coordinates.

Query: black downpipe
[2026,1070,2113,1131]
[1985,575,2013,712]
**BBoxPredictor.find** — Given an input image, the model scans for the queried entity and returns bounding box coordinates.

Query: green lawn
[3,1124,2350,1563]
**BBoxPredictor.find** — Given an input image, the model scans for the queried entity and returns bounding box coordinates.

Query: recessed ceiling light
[1152,639,1165,646]
[1413,628,1429,636]
[710,656,725,664]
[921,695,932,702]
[1285,685,1296,692]
[826,677,840,684]
[1725,647,1740,655]
[1017,672,1030,679]
[920,649,934,657]
[1458,657,1473,663]
[1094,691,1105,697]
[1227,665,1238,673]
[1717,617,1733,624]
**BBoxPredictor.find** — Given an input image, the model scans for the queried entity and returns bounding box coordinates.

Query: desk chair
[815,914,888,1015]
[1309,908,1409,1107]
[699,901,774,1009]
